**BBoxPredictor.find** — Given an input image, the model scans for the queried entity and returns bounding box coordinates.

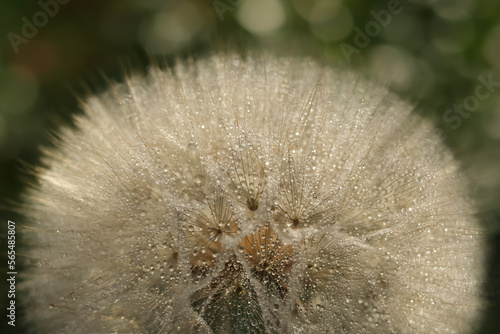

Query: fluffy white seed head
[21,53,484,333]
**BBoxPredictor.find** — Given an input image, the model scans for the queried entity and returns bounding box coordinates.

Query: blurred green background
[0,0,498,333]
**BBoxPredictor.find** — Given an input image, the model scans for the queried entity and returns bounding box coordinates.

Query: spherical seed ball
[21,53,484,333]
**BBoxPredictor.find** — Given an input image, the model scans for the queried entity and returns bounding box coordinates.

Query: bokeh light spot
[237,0,285,35]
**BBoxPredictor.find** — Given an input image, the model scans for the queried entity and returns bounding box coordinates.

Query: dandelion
[21,52,484,333]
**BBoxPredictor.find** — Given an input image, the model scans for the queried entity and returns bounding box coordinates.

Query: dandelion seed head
[21,53,484,333]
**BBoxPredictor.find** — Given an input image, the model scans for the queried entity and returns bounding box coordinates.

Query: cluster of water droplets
[20,54,483,334]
